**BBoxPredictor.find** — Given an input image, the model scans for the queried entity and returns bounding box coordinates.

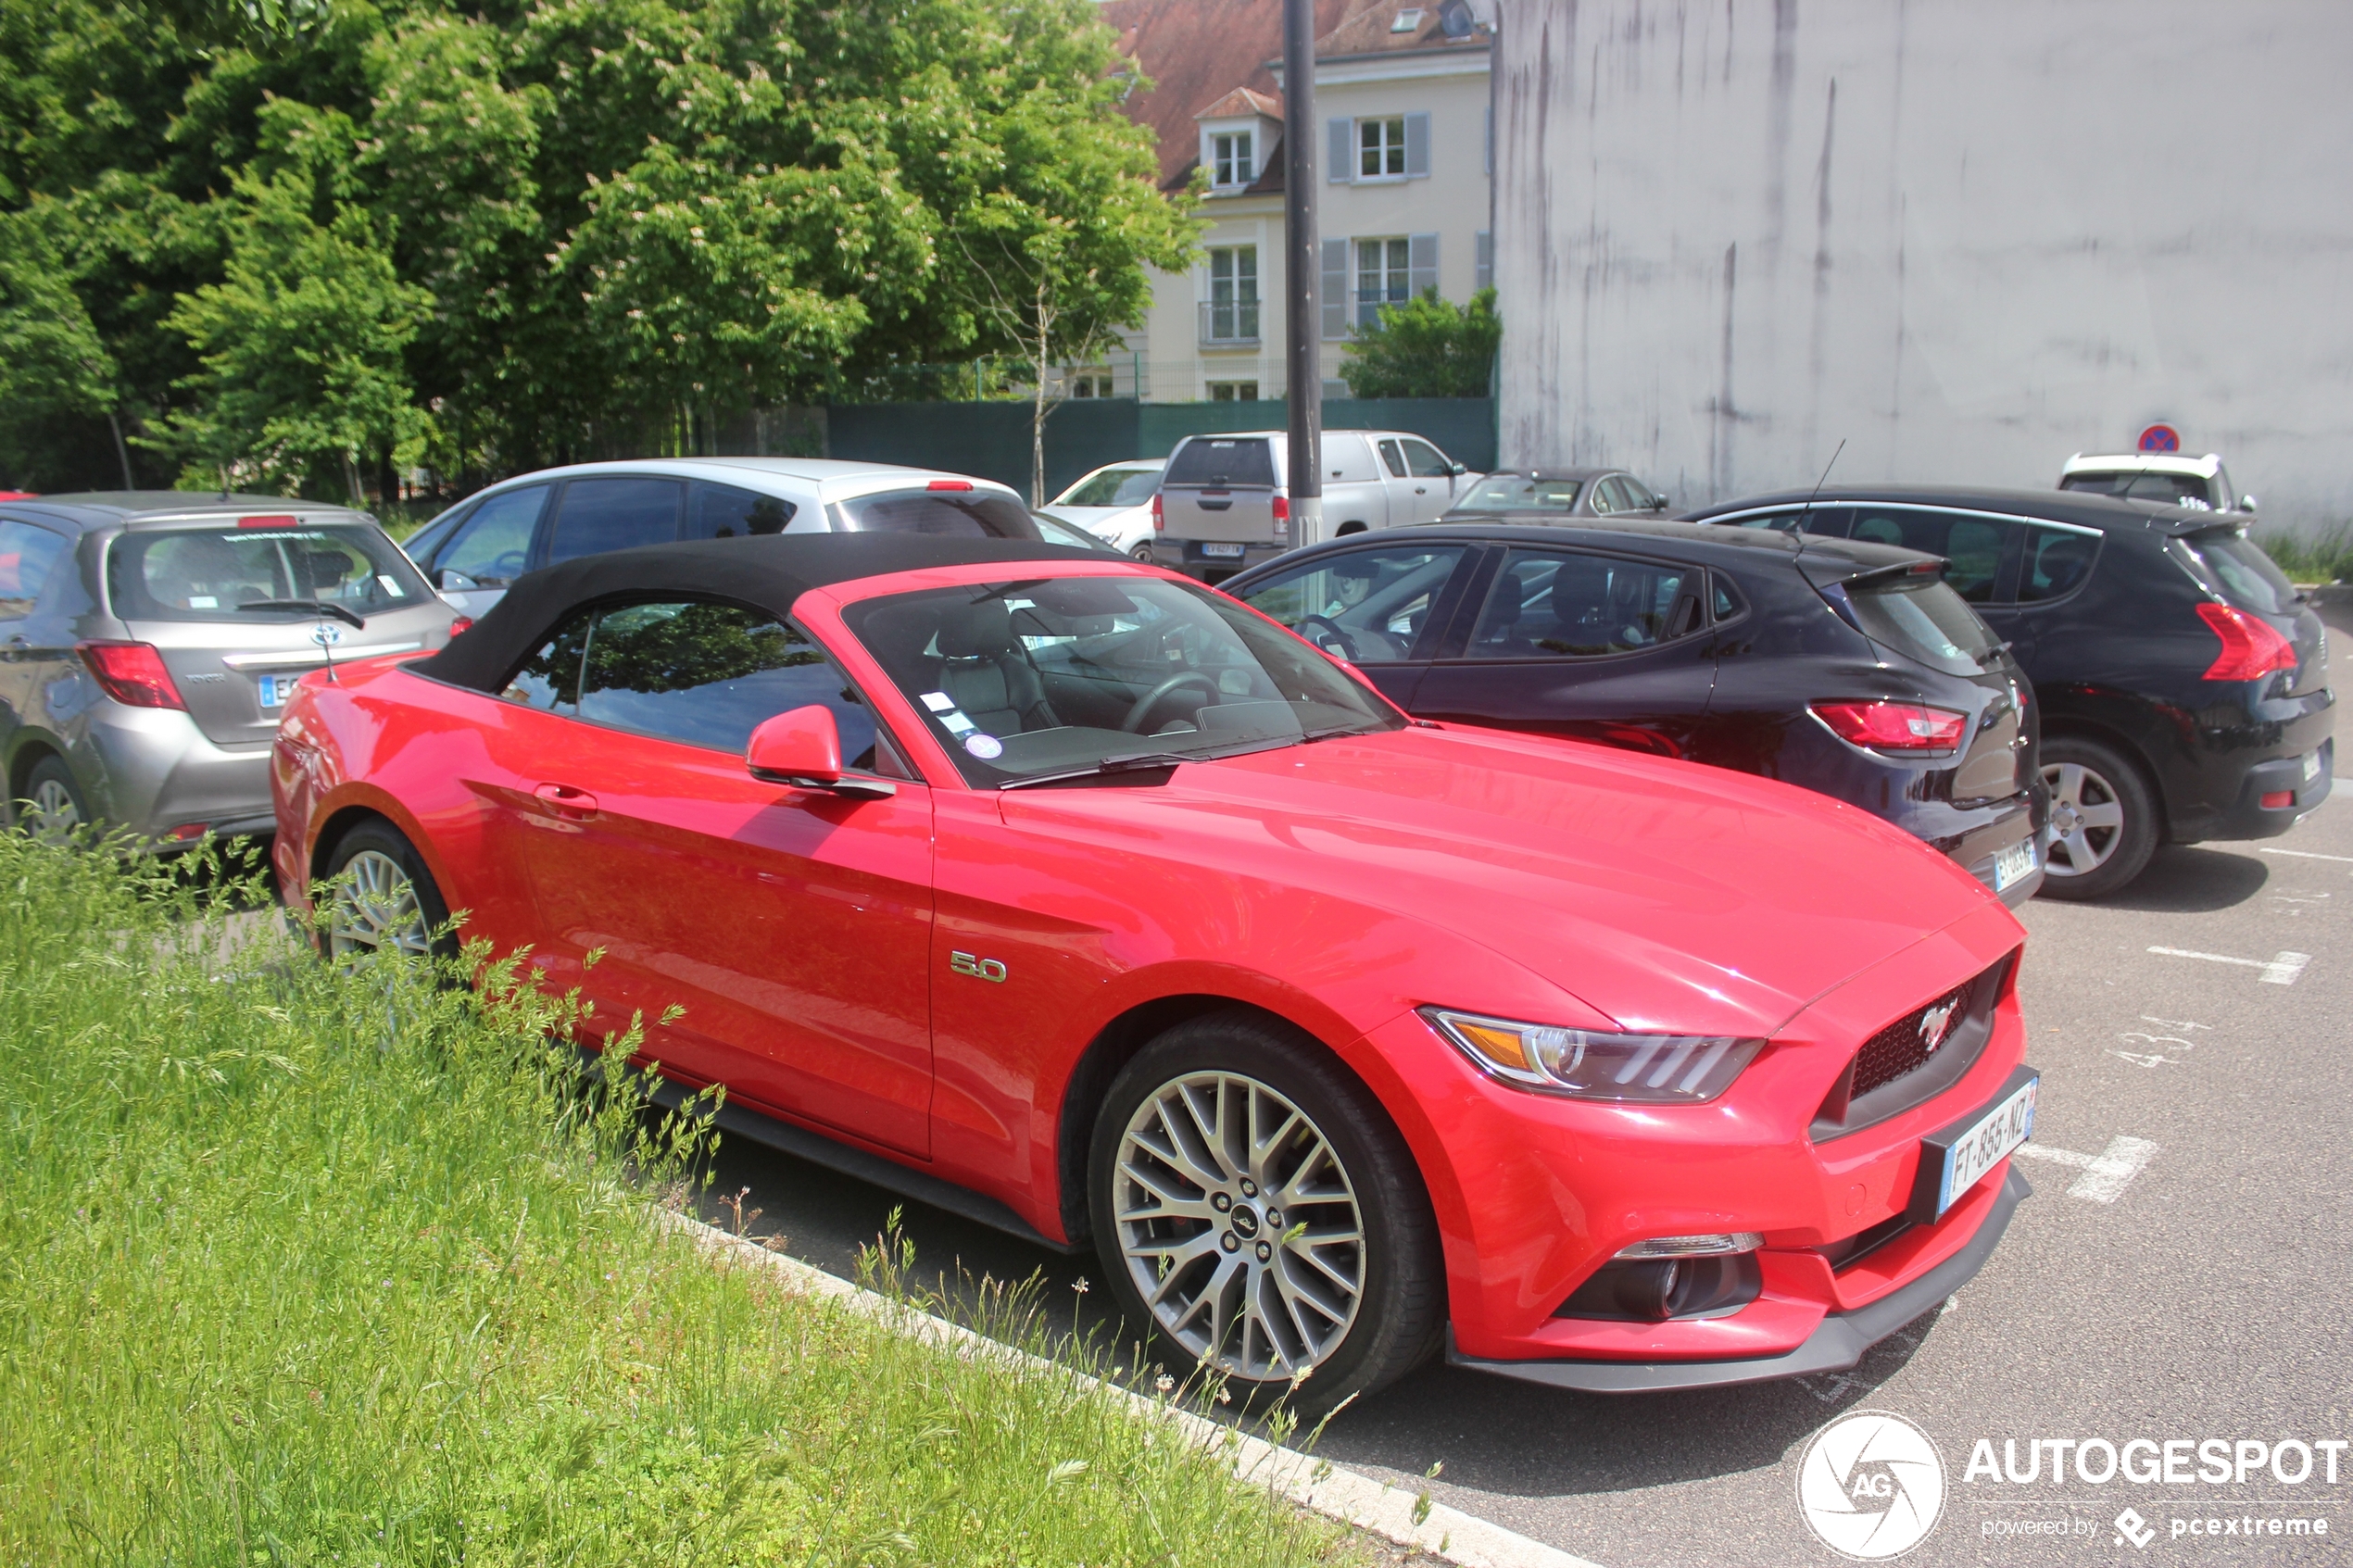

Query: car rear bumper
[1149,539,1290,583]
[2196,736,2334,841]
[79,700,274,842]
[1449,1165,2029,1393]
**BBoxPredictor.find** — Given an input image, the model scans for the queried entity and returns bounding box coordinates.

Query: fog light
[1615,1233,1764,1260]
[2261,789,2294,809]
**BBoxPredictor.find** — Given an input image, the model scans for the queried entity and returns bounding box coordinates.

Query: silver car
[0,493,459,844]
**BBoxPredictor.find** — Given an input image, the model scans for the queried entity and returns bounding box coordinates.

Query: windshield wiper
[235,599,367,629]
[1000,735,1306,790]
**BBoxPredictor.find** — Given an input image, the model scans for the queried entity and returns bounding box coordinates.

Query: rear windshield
[1165,438,1275,488]
[2170,531,2298,615]
[1453,475,1582,512]
[827,488,1039,539]
[1060,467,1162,508]
[1843,575,2007,676]
[2060,470,2216,509]
[107,522,434,623]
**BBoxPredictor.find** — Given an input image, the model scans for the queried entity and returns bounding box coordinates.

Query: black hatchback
[1221,521,2045,906]
[1682,487,2335,897]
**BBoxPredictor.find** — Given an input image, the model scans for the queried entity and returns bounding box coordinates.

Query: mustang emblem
[1918,997,1960,1053]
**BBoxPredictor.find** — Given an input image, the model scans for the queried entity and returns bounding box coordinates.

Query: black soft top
[422,533,1102,693]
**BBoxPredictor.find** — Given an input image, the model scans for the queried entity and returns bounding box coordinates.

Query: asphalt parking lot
[698,640,2349,1568]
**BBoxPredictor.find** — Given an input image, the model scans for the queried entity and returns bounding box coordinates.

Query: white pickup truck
[1146,429,1480,581]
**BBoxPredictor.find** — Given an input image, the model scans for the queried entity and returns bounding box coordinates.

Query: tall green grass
[2252,526,2353,584]
[0,839,1362,1566]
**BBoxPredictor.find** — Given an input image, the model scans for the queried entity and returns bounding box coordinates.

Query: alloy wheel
[23,778,82,847]
[327,848,434,961]
[2043,759,2127,877]
[1112,1071,1365,1382]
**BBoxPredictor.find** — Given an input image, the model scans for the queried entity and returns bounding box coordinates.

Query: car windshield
[1029,512,1116,554]
[828,487,1040,539]
[840,573,1402,786]
[2171,530,2299,616]
[2060,470,2214,508]
[1453,475,1583,512]
[1843,574,2008,676]
[107,522,434,623]
[1059,467,1161,508]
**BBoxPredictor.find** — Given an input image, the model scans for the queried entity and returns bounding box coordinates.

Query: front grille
[1852,976,1977,1098]
[1812,953,2014,1141]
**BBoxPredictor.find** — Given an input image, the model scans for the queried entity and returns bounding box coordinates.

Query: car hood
[1002,723,2007,1038]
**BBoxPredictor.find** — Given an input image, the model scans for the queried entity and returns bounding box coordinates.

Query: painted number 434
[950,951,1008,983]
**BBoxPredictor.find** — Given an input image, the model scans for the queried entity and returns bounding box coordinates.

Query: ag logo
[1918,997,1959,1054]
[1795,1410,1944,1560]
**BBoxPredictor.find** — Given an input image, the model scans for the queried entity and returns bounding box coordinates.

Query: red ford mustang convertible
[274,534,2036,1408]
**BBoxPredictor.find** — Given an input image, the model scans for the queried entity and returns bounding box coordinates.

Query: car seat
[936,598,1062,734]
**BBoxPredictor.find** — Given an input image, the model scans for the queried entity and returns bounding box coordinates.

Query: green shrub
[2250,526,2353,584]
[0,838,1361,1566]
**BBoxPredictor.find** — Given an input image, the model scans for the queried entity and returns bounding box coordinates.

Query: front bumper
[78,700,276,841]
[1449,1165,2030,1392]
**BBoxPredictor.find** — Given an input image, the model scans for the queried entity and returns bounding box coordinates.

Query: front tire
[320,821,454,963]
[1090,1012,1443,1413]
[2039,735,2158,899]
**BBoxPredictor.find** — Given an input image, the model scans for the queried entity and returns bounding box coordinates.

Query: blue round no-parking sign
[2137,423,2181,453]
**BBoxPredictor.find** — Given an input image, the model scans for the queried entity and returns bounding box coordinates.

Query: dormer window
[1212,130,1254,188]
[1390,7,1425,31]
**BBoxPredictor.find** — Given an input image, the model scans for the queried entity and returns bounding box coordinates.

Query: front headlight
[1420,1007,1764,1103]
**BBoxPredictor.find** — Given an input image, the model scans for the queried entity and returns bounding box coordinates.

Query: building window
[1360,117,1406,179]
[1208,381,1260,402]
[1067,371,1114,398]
[1203,245,1260,343]
[1212,131,1254,188]
[1356,237,1410,327]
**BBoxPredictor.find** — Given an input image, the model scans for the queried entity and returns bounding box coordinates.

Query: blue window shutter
[1404,111,1431,177]
[1321,238,1350,338]
[1408,232,1440,299]
[1327,118,1351,182]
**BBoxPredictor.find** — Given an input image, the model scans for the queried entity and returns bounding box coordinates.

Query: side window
[435,485,547,587]
[1590,479,1625,516]
[692,483,794,540]
[1231,544,1468,663]
[1845,509,2014,602]
[547,477,684,564]
[573,599,884,765]
[0,520,70,617]
[1377,439,1408,479]
[500,608,594,713]
[1711,574,1746,622]
[1464,548,1692,659]
[1619,477,1661,510]
[1400,438,1452,478]
[2018,526,2101,603]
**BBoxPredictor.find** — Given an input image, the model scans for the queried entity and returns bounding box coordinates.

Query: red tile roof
[1099,0,1356,187]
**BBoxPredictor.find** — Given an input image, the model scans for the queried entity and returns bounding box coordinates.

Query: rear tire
[1089,1011,1443,1414]
[16,756,90,846]
[2038,736,2158,900]
[320,821,454,963]
[1128,542,1155,562]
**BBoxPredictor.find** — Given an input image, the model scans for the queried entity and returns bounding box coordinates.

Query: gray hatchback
[0,493,459,845]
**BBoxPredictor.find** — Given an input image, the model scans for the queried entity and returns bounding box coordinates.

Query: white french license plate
[2303,751,2322,784]
[1201,542,1246,558]
[257,674,296,709]
[1992,836,2038,893]
[1924,1073,2037,1221]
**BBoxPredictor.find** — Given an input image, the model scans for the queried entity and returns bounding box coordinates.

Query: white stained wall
[1492,0,2353,532]
[1134,56,1492,402]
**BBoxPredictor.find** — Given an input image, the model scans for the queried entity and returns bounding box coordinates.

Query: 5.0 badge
[950,950,1008,983]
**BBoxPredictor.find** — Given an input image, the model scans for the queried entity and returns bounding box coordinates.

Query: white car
[2058,452,2256,515]
[1037,459,1164,560]
[399,458,1041,619]
[1149,430,1484,581]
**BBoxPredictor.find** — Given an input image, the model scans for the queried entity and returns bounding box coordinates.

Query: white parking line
[2146,946,2311,985]
[2261,847,2353,863]
[2014,1135,2161,1202]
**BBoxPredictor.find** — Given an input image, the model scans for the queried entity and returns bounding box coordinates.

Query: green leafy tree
[1339,286,1501,399]
[0,201,123,485]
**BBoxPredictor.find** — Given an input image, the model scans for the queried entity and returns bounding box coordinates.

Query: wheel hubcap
[2042,760,2126,877]
[1113,1072,1365,1383]
[327,849,432,961]
[23,779,81,846]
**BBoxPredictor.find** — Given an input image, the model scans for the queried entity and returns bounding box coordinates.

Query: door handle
[1414,486,1428,494]
[533,783,598,819]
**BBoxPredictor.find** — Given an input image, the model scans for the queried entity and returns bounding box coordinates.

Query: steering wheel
[1296,614,1363,661]
[1121,671,1222,734]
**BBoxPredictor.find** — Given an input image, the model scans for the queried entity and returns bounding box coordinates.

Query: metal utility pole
[1282,0,1322,547]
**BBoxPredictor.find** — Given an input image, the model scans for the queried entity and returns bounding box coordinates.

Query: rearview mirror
[746,706,896,797]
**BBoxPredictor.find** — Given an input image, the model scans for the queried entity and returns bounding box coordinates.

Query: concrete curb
[661,1210,1604,1568]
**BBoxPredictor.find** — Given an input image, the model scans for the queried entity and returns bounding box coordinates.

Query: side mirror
[1653,495,1672,510]
[2241,495,2259,512]
[1449,461,1466,476]
[746,706,896,797]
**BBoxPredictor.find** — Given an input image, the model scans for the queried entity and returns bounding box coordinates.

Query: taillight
[79,641,186,709]
[925,479,974,492]
[1272,494,1290,521]
[2195,602,2296,682]
[1809,700,1967,754]
[447,617,474,638]
[236,514,298,528]
[1151,492,1164,532]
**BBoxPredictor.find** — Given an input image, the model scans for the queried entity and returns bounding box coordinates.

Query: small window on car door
[1462,548,1693,659]
[434,484,547,587]
[692,483,795,539]
[2018,526,2100,603]
[1376,439,1408,479]
[1399,438,1452,478]
[547,477,685,564]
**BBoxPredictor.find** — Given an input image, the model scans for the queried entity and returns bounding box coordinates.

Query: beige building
[1095,0,1495,403]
